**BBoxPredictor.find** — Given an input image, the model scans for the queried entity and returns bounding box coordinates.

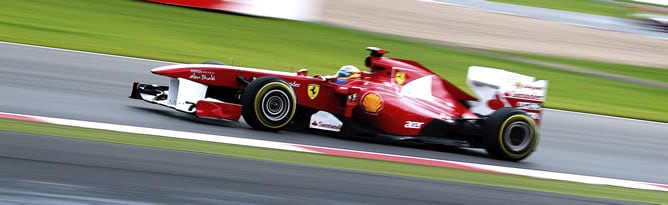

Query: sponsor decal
[307,84,320,100]
[514,82,545,90]
[310,120,342,132]
[439,113,455,123]
[189,70,215,81]
[309,111,343,132]
[395,72,406,85]
[523,85,544,90]
[289,81,301,88]
[527,112,541,120]
[516,102,541,110]
[487,93,511,110]
[404,121,424,129]
[472,80,499,89]
[510,93,544,101]
[360,92,383,114]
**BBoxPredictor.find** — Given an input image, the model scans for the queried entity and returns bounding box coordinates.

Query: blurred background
[0,0,667,204]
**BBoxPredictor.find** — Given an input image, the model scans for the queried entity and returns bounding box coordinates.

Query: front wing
[129,78,242,121]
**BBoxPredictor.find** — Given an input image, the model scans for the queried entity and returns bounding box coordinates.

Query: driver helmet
[336,65,361,79]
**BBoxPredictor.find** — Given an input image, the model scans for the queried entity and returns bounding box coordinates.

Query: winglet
[366,47,388,57]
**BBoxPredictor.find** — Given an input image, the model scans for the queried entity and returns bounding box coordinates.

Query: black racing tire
[483,107,538,161]
[201,61,224,65]
[240,76,297,131]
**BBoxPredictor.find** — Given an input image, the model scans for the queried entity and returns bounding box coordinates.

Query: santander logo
[311,120,342,130]
[487,93,510,110]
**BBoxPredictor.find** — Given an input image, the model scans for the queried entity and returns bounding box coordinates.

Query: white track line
[1,111,667,192]
[544,108,667,125]
[0,41,177,64]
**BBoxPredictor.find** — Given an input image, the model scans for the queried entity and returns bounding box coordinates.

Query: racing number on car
[307,84,320,100]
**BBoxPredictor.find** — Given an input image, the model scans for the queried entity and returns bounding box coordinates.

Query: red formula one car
[130,47,548,161]
[628,6,668,32]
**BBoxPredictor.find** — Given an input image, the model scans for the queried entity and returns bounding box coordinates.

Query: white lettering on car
[189,70,216,81]
[516,102,541,110]
[310,120,342,132]
[404,121,424,129]
[289,81,301,88]
[510,93,544,101]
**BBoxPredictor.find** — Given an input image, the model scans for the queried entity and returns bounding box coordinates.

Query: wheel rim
[503,121,532,152]
[260,89,291,122]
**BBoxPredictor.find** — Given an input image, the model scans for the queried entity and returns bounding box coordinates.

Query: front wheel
[483,107,538,161]
[240,76,297,131]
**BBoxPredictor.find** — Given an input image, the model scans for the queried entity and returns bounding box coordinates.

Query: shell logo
[361,92,383,114]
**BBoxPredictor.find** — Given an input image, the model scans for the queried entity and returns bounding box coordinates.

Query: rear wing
[466,66,548,123]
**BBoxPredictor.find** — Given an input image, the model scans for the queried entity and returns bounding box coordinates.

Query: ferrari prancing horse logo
[307,84,320,100]
[395,72,406,85]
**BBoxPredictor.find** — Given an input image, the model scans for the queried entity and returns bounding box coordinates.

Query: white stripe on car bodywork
[153,64,299,77]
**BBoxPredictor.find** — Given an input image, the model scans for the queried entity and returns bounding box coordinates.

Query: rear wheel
[240,76,297,131]
[483,107,538,161]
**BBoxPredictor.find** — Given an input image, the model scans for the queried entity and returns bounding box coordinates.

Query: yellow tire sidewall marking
[498,114,537,159]
[253,82,297,129]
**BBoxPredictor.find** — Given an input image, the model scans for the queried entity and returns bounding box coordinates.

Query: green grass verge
[489,0,634,17]
[0,0,666,122]
[504,52,668,83]
[0,118,667,204]
[490,0,668,18]
[616,0,668,9]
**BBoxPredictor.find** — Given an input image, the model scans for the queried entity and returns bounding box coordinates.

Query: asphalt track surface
[433,0,668,39]
[0,43,666,200]
[1,131,642,205]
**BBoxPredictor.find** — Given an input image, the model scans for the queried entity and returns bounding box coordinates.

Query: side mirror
[344,86,362,117]
[366,46,388,57]
[297,68,308,76]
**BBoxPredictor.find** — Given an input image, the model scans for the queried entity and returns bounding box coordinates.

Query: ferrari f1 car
[130,47,548,161]
[628,6,668,32]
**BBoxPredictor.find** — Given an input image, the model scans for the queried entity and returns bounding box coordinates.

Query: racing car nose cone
[151,65,184,76]
[151,66,171,75]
